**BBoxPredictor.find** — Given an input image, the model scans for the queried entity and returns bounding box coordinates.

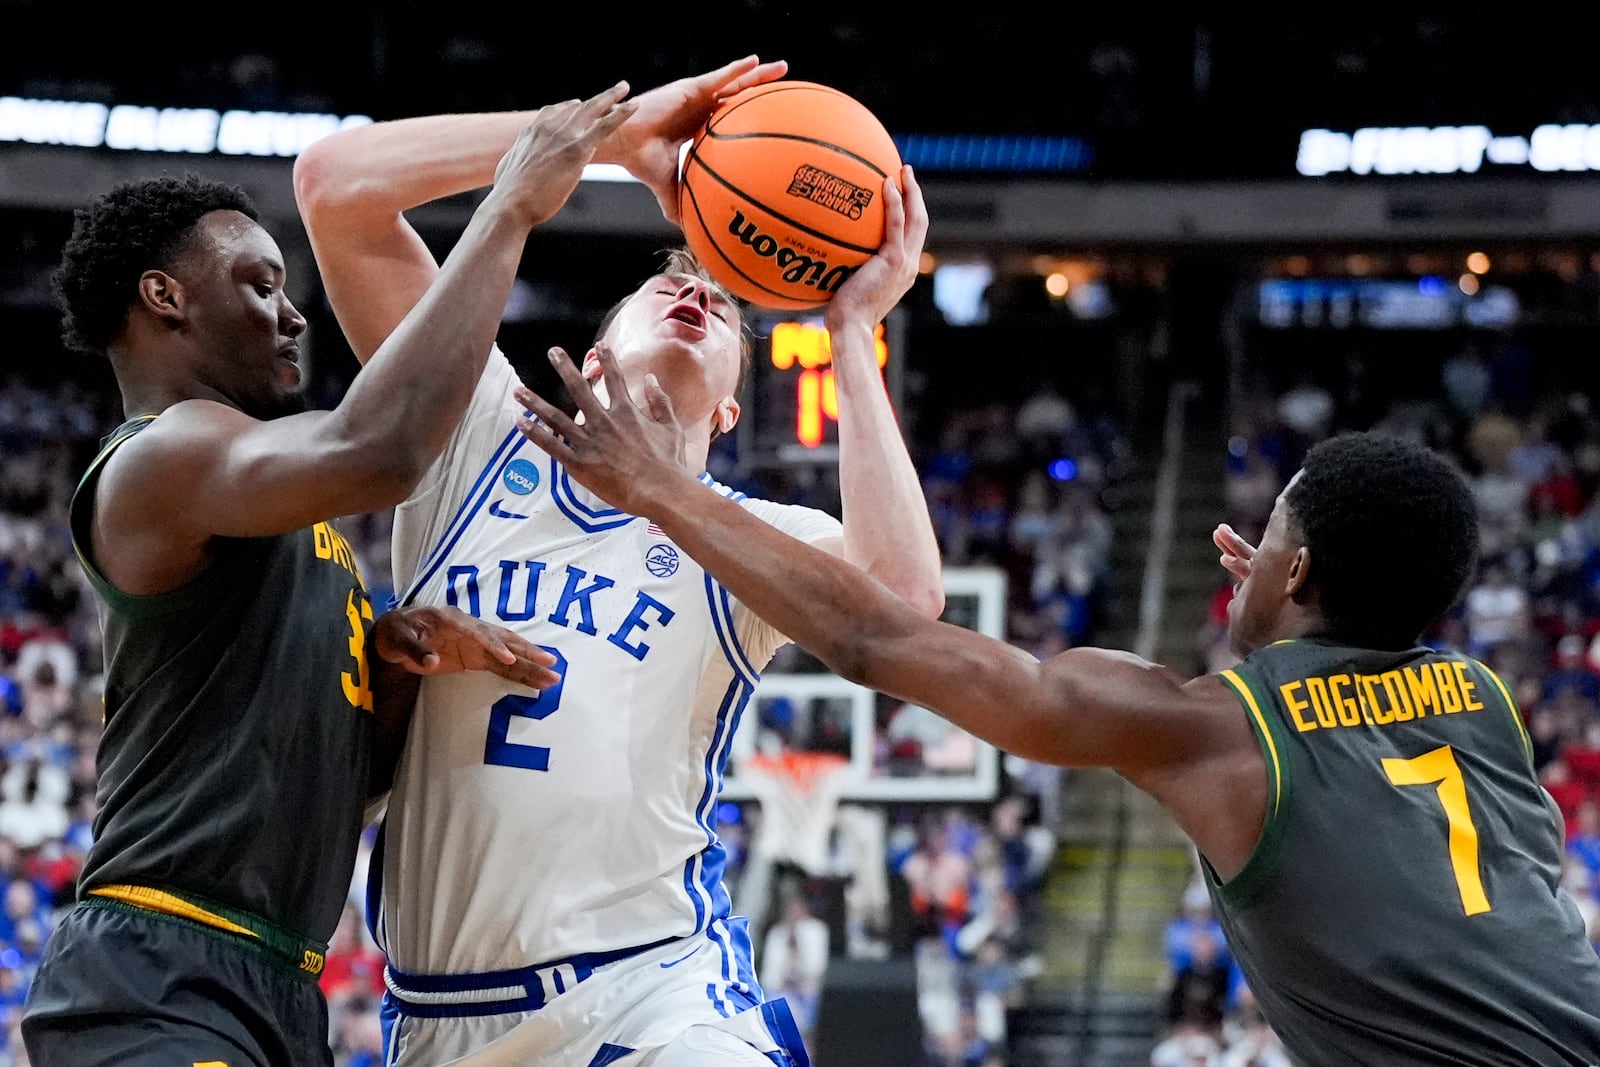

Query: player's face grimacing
[185,212,309,420]
[590,272,744,434]
[1227,473,1309,659]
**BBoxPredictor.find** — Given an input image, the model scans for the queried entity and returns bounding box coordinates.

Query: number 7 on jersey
[1383,744,1491,916]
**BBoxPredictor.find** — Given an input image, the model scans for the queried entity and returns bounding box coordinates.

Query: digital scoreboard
[737,309,906,466]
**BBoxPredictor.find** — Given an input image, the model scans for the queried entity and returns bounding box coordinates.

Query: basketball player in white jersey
[294,57,944,1067]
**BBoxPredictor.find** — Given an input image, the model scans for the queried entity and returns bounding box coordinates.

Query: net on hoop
[738,750,855,877]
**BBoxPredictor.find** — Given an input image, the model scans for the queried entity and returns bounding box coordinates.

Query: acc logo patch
[503,458,541,496]
[645,543,680,578]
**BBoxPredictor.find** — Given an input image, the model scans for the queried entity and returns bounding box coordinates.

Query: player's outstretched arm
[812,166,944,618]
[294,56,784,362]
[513,345,1233,776]
[106,90,638,564]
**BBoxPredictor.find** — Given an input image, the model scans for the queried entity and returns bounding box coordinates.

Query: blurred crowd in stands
[888,382,1126,1066]
[1161,328,1600,1065]
[0,361,1127,1066]
[698,374,1131,1067]
[28,305,1600,1067]
[0,378,122,1064]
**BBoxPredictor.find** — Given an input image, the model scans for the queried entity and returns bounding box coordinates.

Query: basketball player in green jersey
[17,87,637,1066]
[520,354,1600,1067]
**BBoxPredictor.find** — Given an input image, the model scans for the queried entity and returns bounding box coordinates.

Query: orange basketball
[678,81,902,311]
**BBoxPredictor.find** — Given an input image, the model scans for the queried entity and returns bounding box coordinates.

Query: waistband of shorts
[383,935,680,1018]
[81,883,329,982]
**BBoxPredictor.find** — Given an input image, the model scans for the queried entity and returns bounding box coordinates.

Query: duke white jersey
[373,348,842,981]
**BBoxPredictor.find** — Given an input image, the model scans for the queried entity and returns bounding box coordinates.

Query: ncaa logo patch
[645,543,680,578]
[502,458,541,496]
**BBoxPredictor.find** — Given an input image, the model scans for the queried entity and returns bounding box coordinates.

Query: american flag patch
[647,522,665,536]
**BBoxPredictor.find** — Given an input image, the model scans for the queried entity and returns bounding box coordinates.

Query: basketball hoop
[734,750,855,940]
[740,750,854,875]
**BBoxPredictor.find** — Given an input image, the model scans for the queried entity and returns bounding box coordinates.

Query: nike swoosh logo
[488,500,530,520]
[659,946,700,969]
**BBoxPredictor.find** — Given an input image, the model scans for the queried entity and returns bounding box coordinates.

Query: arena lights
[893,133,1092,174]
[0,95,638,181]
[0,96,372,157]
[1298,123,1600,176]
[0,96,1093,180]
[1258,277,1519,329]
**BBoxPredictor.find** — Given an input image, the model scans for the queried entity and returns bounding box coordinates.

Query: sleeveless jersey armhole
[1469,657,1537,773]
[1207,668,1295,908]
[69,416,239,619]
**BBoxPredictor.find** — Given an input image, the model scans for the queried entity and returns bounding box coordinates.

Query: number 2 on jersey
[484,647,568,771]
[1382,744,1491,916]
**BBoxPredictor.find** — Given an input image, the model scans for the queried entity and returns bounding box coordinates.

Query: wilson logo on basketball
[786,164,873,219]
[727,210,860,293]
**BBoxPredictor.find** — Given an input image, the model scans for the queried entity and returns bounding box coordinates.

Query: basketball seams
[704,81,853,135]
[683,152,882,258]
[702,129,893,181]
[679,161,818,311]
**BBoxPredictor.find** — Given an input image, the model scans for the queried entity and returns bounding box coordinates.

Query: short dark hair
[593,247,755,425]
[54,174,258,356]
[1285,431,1479,649]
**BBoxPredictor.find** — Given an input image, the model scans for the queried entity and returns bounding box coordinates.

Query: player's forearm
[645,477,1069,759]
[331,201,526,469]
[830,319,945,617]
[296,112,536,217]
[649,474,925,675]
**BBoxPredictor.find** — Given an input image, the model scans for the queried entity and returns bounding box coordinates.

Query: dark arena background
[3,9,1600,1066]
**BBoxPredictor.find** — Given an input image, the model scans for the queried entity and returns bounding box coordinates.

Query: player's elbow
[292,136,381,221]
[866,566,944,620]
[348,454,431,512]
[364,447,435,506]
[828,631,879,690]
[324,420,436,509]
[903,582,945,620]
[827,625,918,695]
[291,139,339,215]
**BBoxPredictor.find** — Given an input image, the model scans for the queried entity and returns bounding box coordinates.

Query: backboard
[721,566,1006,802]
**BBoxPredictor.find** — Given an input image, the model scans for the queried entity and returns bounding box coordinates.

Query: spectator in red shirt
[319,901,385,1003]
[1530,452,1585,519]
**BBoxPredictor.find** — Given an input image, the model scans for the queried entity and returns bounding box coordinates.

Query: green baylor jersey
[68,415,374,947]
[1208,637,1600,1066]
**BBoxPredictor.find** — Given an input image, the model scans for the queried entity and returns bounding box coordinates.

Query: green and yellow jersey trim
[69,414,159,590]
[1221,668,1283,814]
[69,414,245,619]
[1210,667,1294,907]
[83,883,328,980]
[1471,658,1535,771]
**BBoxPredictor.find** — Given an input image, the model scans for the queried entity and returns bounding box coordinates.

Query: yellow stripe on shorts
[89,884,259,939]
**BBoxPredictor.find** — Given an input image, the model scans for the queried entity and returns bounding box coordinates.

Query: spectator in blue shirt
[1570,800,1600,882]
[1546,634,1600,705]
[1165,884,1230,974]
